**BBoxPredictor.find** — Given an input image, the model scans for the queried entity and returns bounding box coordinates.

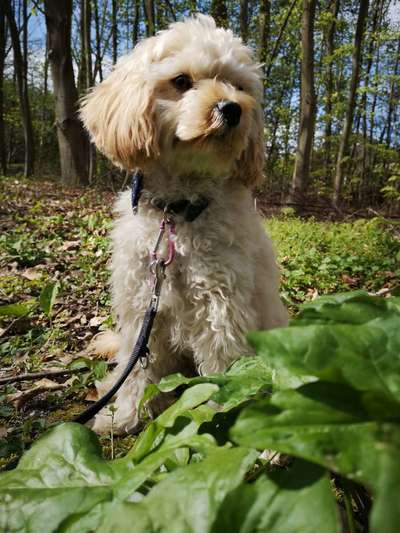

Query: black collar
[131,170,210,222]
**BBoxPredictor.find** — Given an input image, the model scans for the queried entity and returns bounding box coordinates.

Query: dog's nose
[216,100,242,127]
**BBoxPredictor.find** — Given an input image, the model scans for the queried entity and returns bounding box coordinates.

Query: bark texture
[44,0,89,186]
[288,0,316,206]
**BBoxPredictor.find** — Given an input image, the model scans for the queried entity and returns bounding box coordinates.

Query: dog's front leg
[91,312,185,434]
[91,326,149,434]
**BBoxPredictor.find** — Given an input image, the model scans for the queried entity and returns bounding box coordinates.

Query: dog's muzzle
[216,100,242,127]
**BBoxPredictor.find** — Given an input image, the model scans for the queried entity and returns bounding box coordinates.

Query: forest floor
[1,176,399,469]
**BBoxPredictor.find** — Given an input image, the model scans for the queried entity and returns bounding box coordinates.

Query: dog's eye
[172,74,193,92]
[237,86,244,91]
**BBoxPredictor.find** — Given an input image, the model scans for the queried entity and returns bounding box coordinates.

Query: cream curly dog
[81,14,288,434]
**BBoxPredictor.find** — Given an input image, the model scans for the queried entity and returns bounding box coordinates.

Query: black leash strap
[74,170,169,426]
[131,169,144,213]
[74,296,158,424]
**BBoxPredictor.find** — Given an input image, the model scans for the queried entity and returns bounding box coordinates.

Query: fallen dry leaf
[60,240,81,252]
[89,315,106,328]
[21,267,43,281]
[341,274,359,286]
[85,388,98,402]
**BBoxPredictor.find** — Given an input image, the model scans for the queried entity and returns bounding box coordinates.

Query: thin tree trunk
[288,0,316,206]
[332,0,369,207]
[112,0,118,63]
[133,0,140,45]
[93,0,104,82]
[265,0,298,78]
[240,0,249,43]
[4,0,35,177]
[0,8,7,174]
[323,0,340,182]
[80,0,94,182]
[143,0,155,36]
[358,0,381,202]
[78,0,88,92]
[44,0,89,186]
[258,0,271,67]
[22,0,28,77]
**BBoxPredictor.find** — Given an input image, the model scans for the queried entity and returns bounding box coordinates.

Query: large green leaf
[0,384,220,532]
[295,291,400,325]
[97,447,259,533]
[248,292,400,401]
[212,459,340,533]
[231,381,400,533]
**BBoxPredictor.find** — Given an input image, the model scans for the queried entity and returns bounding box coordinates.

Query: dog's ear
[234,104,265,189]
[80,46,159,169]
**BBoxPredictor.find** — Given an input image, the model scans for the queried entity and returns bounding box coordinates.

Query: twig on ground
[0,362,116,385]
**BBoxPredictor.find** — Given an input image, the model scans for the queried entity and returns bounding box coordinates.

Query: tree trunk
[133,0,140,45]
[22,0,28,78]
[78,0,92,92]
[143,0,155,36]
[4,0,35,177]
[240,0,249,43]
[44,0,89,186]
[211,0,228,28]
[323,0,340,182]
[112,0,118,63]
[287,0,316,206]
[93,0,104,82]
[265,0,298,79]
[332,0,369,207]
[79,0,95,182]
[258,0,270,67]
[0,7,7,174]
[358,0,381,202]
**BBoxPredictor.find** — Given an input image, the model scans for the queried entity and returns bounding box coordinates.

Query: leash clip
[150,213,176,268]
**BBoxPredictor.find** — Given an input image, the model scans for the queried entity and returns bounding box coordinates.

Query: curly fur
[81,14,288,434]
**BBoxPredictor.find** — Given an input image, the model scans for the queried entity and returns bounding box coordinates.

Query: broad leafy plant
[1,292,399,533]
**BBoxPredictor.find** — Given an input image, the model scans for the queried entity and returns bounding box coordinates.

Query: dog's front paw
[91,405,142,435]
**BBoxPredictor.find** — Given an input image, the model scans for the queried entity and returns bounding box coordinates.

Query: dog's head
[81,15,264,188]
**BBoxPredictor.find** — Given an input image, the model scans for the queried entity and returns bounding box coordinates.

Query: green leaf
[0,302,31,317]
[231,381,400,533]
[248,292,400,402]
[68,357,108,379]
[212,459,340,533]
[97,447,259,533]
[39,282,60,317]
[295,291,400,325]
[156,356,272,411]
[129,383,219,462]
[0,416,218,532]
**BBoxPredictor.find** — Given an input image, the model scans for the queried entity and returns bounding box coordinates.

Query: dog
[80,14,288,434]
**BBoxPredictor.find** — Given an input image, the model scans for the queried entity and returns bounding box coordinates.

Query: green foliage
[39,282,60,317]
[1,292,400,532]
[267,216,399,306]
